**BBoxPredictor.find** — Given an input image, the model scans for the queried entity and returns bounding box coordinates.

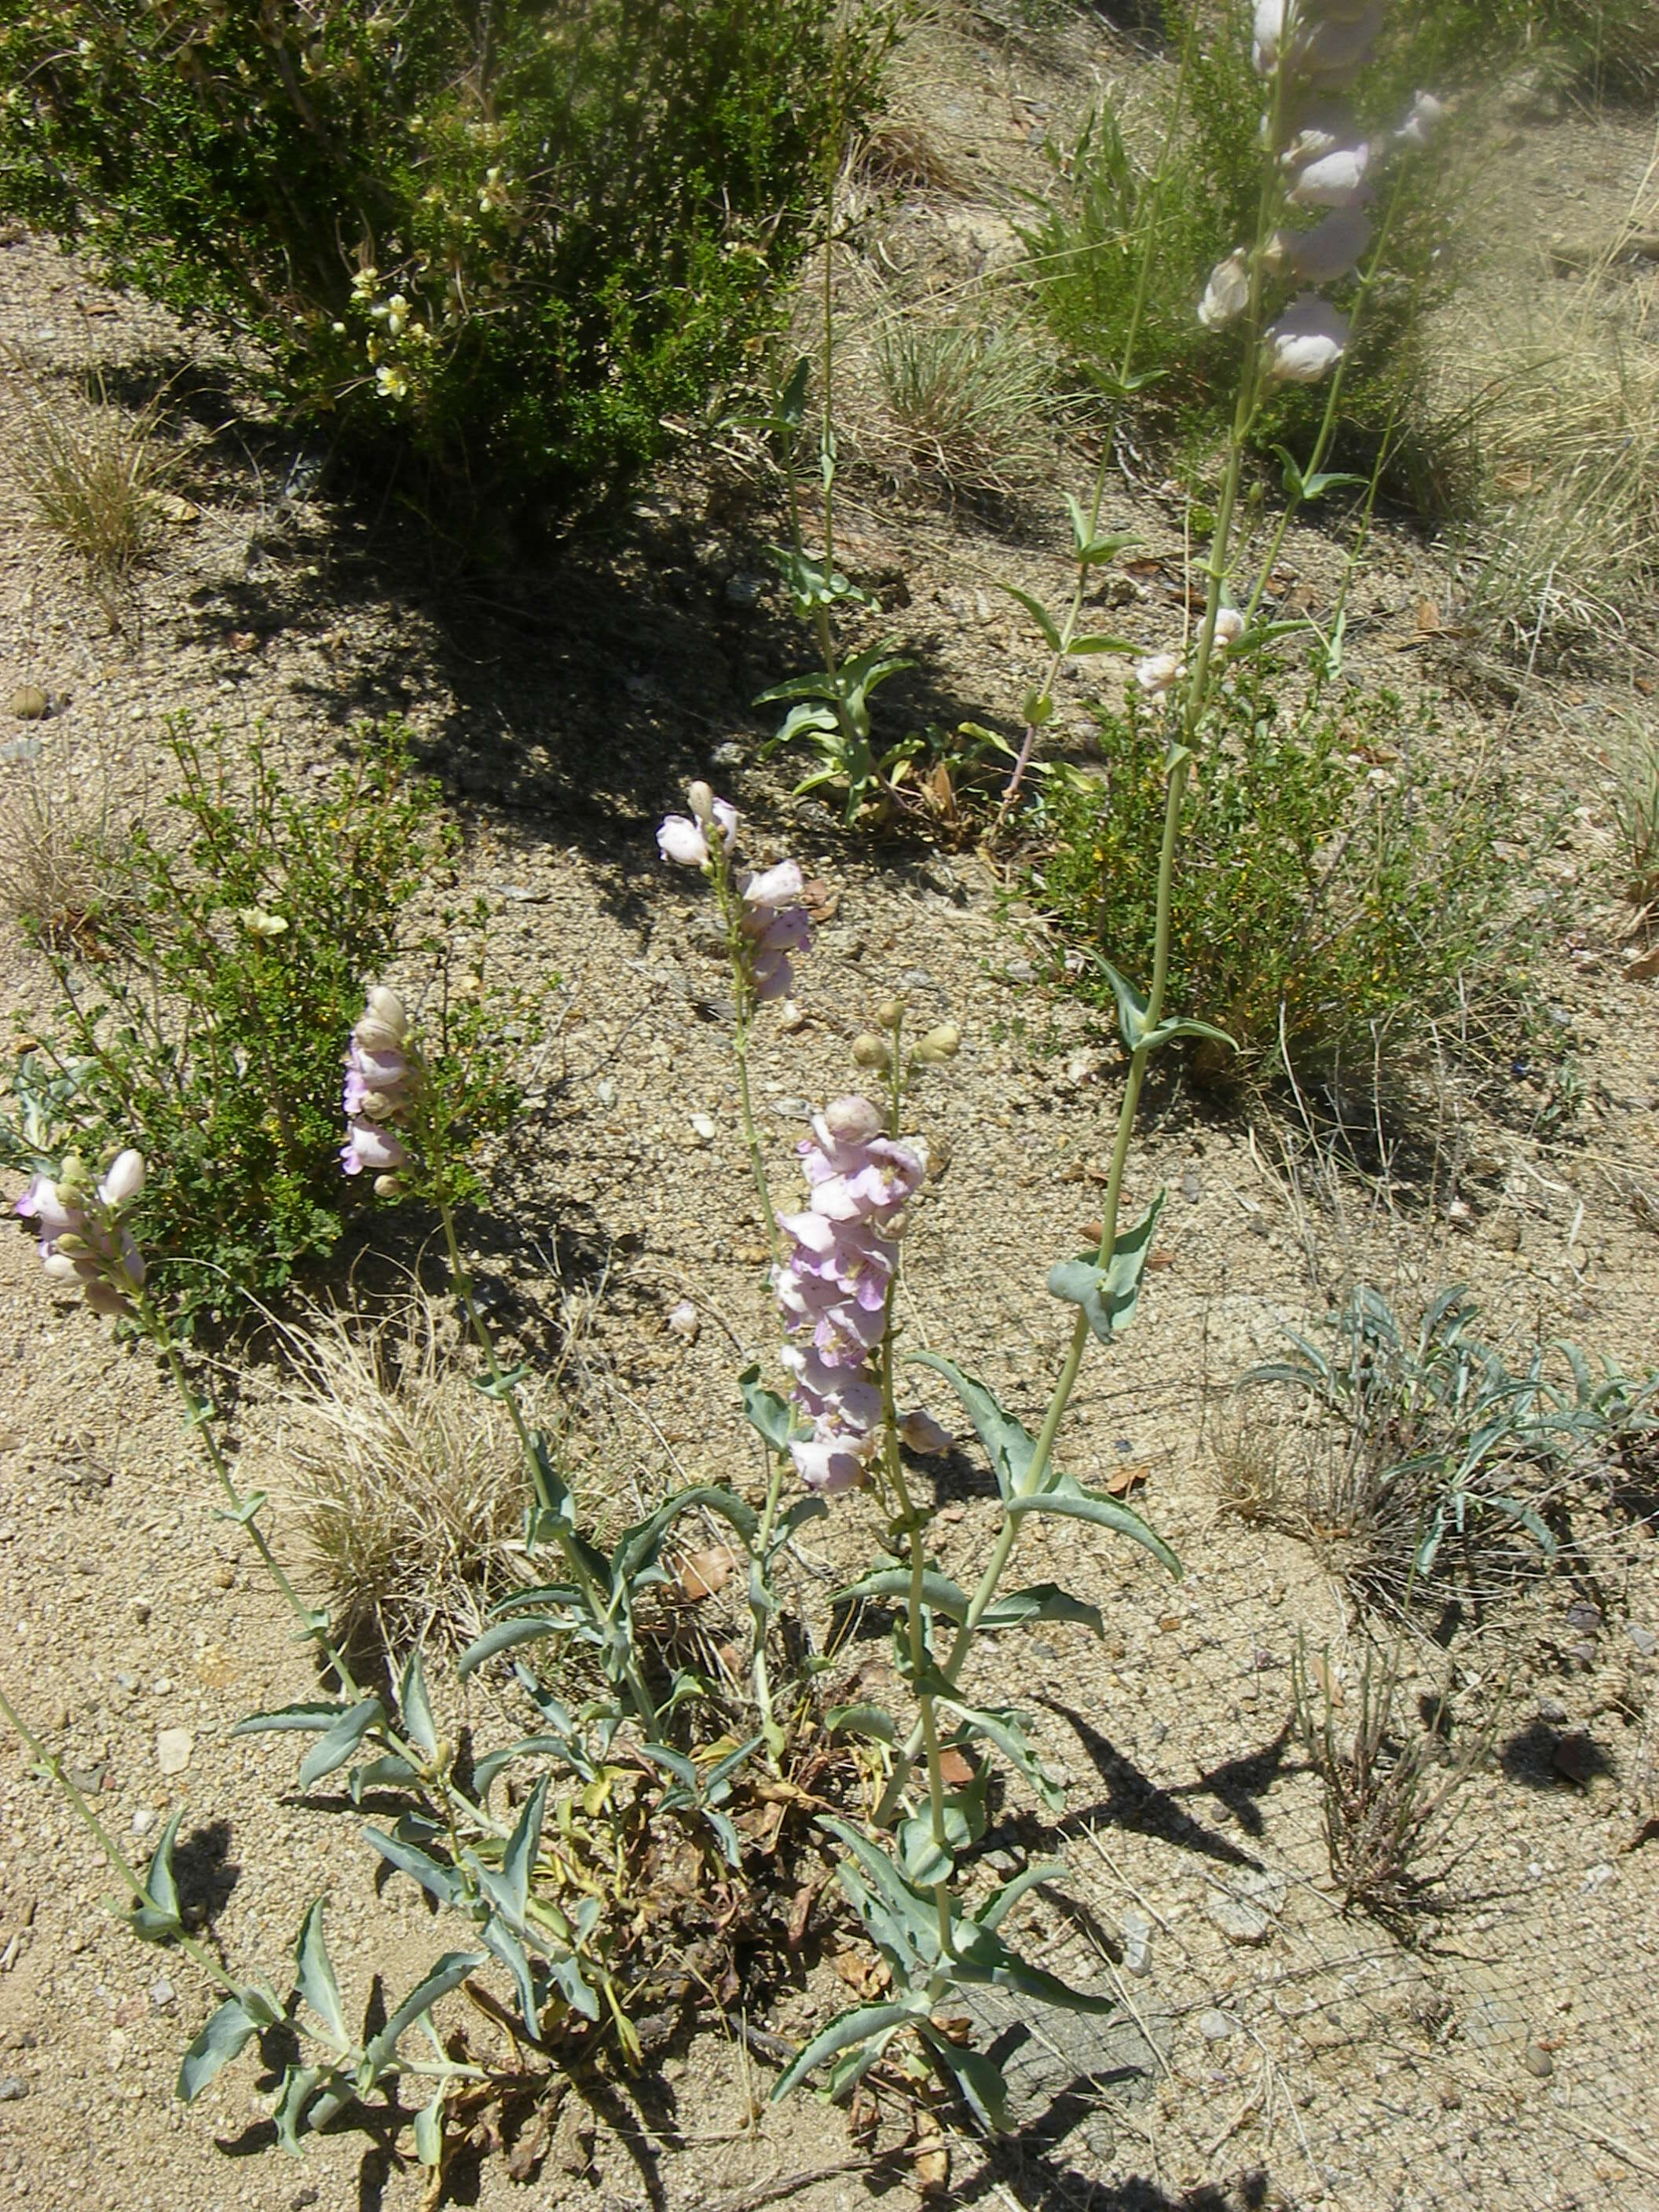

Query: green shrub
[2,721,465,1323]
[1032,671,1515,1084]
[0,0,881,514]
[1404,0,1659,100]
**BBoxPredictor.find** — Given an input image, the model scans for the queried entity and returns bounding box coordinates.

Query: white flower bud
[365,986,408,1039]
[98,1149,145,1208]
[851,1031,892,1071]
[686,781,715,823]
[820,1096,884,1146]
[876,998,906,1030]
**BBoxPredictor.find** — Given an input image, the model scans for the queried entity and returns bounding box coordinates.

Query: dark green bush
[2,721,463,1323]
[0,0,881,512]
[1033,672,1516,1085]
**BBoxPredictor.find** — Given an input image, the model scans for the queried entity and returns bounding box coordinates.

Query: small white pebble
[666,1300,700,1342]
[690,1113,717,1143]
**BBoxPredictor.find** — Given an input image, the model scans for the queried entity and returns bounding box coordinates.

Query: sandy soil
[0,9,1657,2211]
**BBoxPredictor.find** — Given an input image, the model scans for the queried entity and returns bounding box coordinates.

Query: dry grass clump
[0,745,140,951]
[1610,715,1659,917]
[15,379,170,606]
[276,1289,531,1650]
[1441,140,1659,665]
[875,310,1055,497]
[1457,331,1659,662]
[1295,1635,1495,1930]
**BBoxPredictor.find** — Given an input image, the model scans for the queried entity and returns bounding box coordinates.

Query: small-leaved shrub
[0,720,483,1322]
[0,0,884,515]
[1035,673,1514,1084]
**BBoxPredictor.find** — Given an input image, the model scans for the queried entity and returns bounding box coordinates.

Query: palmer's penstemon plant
[0,5,1450,2168]
[659,0,1446,2126]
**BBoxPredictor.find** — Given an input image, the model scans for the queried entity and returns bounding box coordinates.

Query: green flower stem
[0,1679,243,2001]
[887,85,1295,1787]
[749,1451,787,1759]
[139,1295,351,1683]
[874,1022,951,1940]
[715,851,779,1255]
[432,1189,662,1744]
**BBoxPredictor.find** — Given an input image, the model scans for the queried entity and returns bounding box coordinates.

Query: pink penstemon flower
[17,1148,148,1320]
[772,1094,942,1496]
[341,986,418,1192]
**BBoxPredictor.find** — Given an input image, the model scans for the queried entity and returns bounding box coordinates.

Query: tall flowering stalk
[658,786,819,1747]
[659,781,812,1251]
[728,0,1451,2124]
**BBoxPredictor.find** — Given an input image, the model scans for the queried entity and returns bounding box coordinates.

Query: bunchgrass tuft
[1613,718,1659,918]
[16,382,169,607]
[876,312,1055,497]
[276,1288,532,1651]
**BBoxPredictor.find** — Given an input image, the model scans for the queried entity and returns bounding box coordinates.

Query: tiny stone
[1198,2010,1236,2042]
[1626,1623,1657,1658]
[1180,1170,1203,1202]
[690,1112,717,1143]
[128,1598,152,1625]
[152,1677,173,1696]
[665,1299,699,1342]
[1536,1696,1569,1724]
[1005,960,1036,984]
[130,1808,156,1839]
[1522,2041,1555,2079]
[211,1566,235,1591]
[1121,1909,1153,1977]
[156,1727,193,1777]
[723,572,764,607]
[1206,1891,1272,1945]
[711,740,744,767]
[8,686,48,721]
[148,1979,175,2009]
[0,2078,26,2103]
[1566,1601,1602,1633]
[595,1079,617,1108]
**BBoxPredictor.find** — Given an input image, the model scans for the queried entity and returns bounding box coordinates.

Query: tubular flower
[341,987,416,1183]
[738,858,811,1002]
[657,785,738,869]
[1264,293,1350,383]
[1395,90,1444,148]
[1254,0,1386,86]
[17,1152,147,1318]
[1198,247,1251,330]
[774,1097,926,1496]
[1269,205,1372,283]
[1134,651,1185,698]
